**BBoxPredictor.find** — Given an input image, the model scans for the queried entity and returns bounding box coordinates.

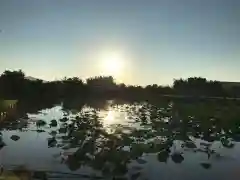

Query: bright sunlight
[99,51,124,76]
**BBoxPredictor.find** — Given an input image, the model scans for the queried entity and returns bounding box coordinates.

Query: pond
[0,99,240,180]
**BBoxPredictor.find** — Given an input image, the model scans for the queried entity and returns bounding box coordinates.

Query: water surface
[1,99,240,180]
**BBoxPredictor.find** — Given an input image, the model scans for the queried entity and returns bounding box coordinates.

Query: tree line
[0,70,239,102]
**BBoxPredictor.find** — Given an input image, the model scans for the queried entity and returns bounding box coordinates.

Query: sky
[0,0,239,85]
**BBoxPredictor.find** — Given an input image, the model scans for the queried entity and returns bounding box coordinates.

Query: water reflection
[102,109,123,133]
[0,99,240,179]
[104,110,116,126]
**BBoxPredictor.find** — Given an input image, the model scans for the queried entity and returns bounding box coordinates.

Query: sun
[100,51,124,76]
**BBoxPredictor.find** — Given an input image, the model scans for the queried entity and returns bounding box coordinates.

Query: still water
[0,99,240,180]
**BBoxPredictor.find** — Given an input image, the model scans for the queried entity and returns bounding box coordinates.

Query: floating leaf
[66,155,81,171]
[0,141,6,149]
[184,141,197,149]
[171,153,184,164]
[59,117,68,123]
[49,130,57,136]
[11,135,20,141]
[36,129,45,133]
[200,162,212,169]
[221,138,235,148]
[59,127,67,134]
[48,137,57,147]
[36,120,46,127]
[50,120,58,127]
[157,150,169,163]
[61,135,69,140]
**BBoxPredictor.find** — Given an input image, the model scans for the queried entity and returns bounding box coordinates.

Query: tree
[0,70,26,99]
[173,77,225,97]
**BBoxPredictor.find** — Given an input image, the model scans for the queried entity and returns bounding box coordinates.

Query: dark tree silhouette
[0,70,238,103]
[0,70,25,99]
[173,77,226,97]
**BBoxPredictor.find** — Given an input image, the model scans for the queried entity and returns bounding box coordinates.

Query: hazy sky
[0,0,239,85]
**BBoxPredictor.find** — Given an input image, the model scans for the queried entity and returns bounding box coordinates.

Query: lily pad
[171,153,184,163]
[157,150,169,162]
[184,141,197,149]
[200,162,212,169]
[59,117,68,123]
[10,135,20,141]
[0,141,6,149]
[50,120,58,127]
[59,127,67,134]
[49,130,57,136]
[48,137,57,147]
[221,138,235,148]
[66,155,81,171]
[36,129,45,133]
[36,120,46,127]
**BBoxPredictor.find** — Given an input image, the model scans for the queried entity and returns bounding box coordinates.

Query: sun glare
[104,110,115,125]
[100,51,124,76]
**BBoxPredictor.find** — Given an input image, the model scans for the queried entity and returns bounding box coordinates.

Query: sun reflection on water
[104,110,116,126]
[101,107,126,133]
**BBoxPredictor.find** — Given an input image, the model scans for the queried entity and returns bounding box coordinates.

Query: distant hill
[220,81,240,89]
[25,76,46,82]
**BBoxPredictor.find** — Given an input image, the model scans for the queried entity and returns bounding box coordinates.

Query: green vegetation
[36,120,47,127]
[0,70,240,104]
[0,99,18,111]
[50,120,58,127]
